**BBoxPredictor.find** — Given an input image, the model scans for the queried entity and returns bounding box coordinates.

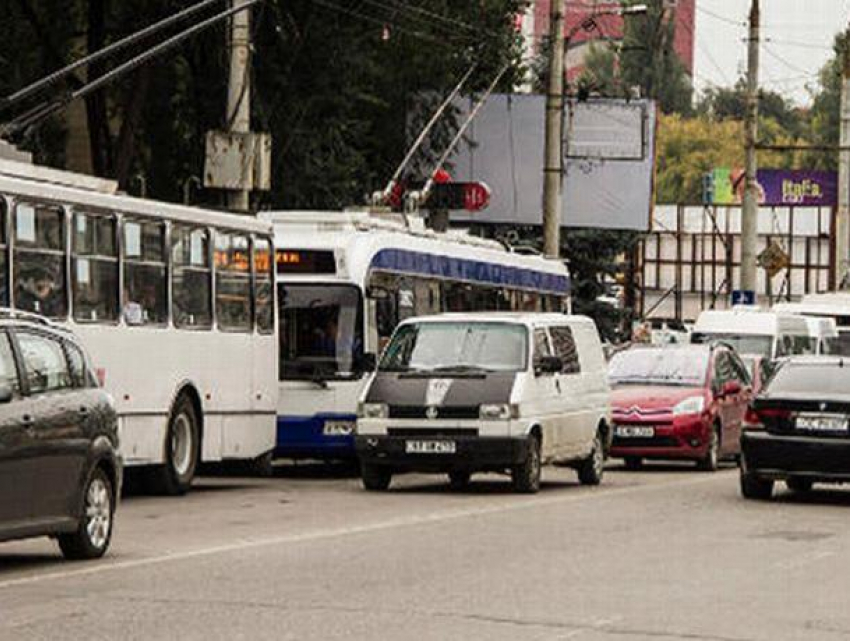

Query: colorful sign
[712,168,837,207]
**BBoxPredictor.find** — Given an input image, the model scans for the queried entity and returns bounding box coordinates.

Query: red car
[608,344,753,471]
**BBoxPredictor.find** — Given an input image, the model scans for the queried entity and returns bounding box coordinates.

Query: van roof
[397,312,595,328]
[693,309,808,335]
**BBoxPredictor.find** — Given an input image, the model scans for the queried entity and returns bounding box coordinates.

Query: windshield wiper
[430,364,496,374]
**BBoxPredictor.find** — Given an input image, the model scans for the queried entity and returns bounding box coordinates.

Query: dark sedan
[740,356,850,499]
[0,314,121,559]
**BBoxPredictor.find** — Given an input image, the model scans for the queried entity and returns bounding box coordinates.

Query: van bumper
[355,435,529,472]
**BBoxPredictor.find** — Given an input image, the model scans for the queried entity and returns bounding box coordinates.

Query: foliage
[804,31,847,171]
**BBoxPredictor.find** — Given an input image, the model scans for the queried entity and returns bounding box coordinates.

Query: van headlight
[358,402,388,419]
[479,404,518,420]
[673,396,705,416]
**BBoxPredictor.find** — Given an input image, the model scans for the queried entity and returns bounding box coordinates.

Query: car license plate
[323,420,355,436]
[796,415,848,432]
[405,440,457,454]
[615,425,655,438]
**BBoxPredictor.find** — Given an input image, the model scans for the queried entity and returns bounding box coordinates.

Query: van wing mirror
[0,384,13,404]
[535,355,563,375]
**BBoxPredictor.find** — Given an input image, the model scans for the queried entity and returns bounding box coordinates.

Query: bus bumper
[274,414,358,460]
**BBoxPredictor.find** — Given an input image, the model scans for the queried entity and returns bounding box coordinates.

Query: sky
[694,0,850,106]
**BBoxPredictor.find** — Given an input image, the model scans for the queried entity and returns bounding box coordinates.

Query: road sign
[757,241,790,278]
[731,290,756,306]
[428,182,491,212]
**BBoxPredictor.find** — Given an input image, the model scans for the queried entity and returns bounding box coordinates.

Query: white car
[355,313,611,493]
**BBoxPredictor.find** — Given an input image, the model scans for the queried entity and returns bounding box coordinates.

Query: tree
[804,31,847,171]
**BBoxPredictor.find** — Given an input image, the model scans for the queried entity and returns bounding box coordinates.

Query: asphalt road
[2,461,850,641]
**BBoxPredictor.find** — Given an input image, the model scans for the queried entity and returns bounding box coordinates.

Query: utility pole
[740,0,760,301]
[227,0,252,212]
[542,0,565,259]
[836,25,850,288]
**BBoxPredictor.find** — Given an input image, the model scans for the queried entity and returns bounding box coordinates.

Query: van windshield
[691,332,773,358]
[380,322,528,373]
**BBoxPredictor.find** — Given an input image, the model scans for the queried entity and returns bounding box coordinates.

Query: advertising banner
[712,168,837,207]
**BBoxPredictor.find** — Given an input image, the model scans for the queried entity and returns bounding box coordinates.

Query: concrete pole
[227,0,251,213]
[836,30,850,288]
[542,0,565,259]
[740,0,760,300]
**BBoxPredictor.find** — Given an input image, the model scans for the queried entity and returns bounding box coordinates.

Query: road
[2,462,850,641]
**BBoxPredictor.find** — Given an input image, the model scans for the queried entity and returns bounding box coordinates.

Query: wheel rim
[593,435,604,475]
[708,430,718,467]
[85,477,111,550]
[171,413,193,477]
[530,441,541,481]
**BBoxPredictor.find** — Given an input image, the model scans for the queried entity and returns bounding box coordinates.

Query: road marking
[0,472,732,591]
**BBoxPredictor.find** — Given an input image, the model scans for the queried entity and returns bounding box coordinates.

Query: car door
[725,350,752,452]
[712,351,740,456]
[14,330,89,521]
[0,330,34,530]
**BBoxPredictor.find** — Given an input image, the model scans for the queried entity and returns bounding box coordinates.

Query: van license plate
[796,415,848,432]
[615,426,655,438]
[405,440,457,454]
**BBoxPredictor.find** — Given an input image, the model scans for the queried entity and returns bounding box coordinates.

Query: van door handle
[21,414,34,428]
[555,379,562,393]
[78,406,90,415]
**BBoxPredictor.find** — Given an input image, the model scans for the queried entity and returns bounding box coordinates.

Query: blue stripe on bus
[370,249,570,295]
[274,414,357,459]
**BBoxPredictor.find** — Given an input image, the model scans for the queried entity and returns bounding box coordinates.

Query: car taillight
[743,407,762,429]
[745,407,791,429]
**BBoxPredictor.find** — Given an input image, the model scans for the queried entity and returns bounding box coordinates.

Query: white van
[773,298,847,355]
[355,313,611,493]
[690,308,811,360]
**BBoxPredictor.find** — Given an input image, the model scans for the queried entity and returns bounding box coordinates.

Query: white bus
[0,159,277,494]
[269,209,571,461]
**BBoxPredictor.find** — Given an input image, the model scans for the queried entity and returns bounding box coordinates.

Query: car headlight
[673,396,705,416]
[479,403,518,420]
[357,402,388,419]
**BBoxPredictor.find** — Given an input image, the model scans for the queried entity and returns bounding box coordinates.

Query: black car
[0,312,121,559]
[740,356,850,500]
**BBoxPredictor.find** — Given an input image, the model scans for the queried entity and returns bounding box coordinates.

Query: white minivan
[690,308,811,360]
[355,313,611,493]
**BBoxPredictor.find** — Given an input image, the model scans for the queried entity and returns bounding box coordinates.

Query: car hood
[611,385,706,412]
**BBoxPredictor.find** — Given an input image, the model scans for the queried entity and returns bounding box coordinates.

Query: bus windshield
[380,322,528,373]
[279,284,363,380]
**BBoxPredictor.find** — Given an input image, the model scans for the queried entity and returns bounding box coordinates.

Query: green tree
[805,31,847,171]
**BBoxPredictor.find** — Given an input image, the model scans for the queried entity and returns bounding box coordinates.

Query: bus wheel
[153,395,200,496]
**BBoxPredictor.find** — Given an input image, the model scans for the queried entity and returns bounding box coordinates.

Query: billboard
[712,168,837,207]
[448,95,656,231]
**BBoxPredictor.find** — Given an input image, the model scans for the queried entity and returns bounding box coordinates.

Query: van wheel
[361,464,392,491]
[577,430,605,486]
[58,467,114,560]
[740,470,773,500]
[512,434,541,494]
[151,395,199,495]
[624,456,642,471]
[697,425,720,472]
[448,471,471,490]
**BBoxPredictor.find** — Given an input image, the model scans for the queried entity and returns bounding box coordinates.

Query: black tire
[786,477,813,493]
[740,470,773,500]
[512,434,541,494]
[577,430,605,486]
[361,463,392,491]
[448,471,471,490]
[151,395,200,496]
[624,456,643,471]
[250,451,275,478]
[58,467,115,560]
[697,425,720,472]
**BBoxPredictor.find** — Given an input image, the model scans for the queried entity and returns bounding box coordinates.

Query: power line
[678,9,734,86]
[695,5,746,28]
[763,37,833,52]
[378,0,480,35]
[762,43,814,77]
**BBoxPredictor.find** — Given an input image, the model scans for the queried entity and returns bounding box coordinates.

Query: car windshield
[279,284,363,380]
[691,332,773,358]
[765,360,850,398]
[609,347,708,387]
[380,322,528,373]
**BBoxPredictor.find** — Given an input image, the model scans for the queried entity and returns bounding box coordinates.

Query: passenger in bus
[16,265,61,317]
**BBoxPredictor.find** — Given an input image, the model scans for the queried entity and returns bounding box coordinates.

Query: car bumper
[274,414,357,459]
[610,418,711,461]
[741,430,850,480]
[355,435,530,472]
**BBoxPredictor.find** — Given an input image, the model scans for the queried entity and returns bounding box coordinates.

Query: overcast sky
[694,0,850,105]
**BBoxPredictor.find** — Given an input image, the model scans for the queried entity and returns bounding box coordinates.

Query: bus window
[123,219,167,325]
[214,231,251,332]
[254,237,274,333]
[14,202,66,318]
[172,225,212,329]
[72,212,118,322]
[0,199,8,306]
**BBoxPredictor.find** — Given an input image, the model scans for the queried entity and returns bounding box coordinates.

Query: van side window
[533,328,551,360]
[550,326,581,374]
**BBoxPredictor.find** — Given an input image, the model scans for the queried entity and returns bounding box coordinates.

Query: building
[521,0,695,83]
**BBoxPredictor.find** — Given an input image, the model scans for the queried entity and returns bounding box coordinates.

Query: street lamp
[541,2,648,260]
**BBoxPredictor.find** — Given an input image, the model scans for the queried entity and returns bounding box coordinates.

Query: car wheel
[361,463,392,491]
[448,471,471,490]
[152,395,200,496]
[57,467,114,560]
[740,470,773,500]
[697,425,720,472]
[624,456,642,471]
[512,434,541,494]
[786,477,813,493]
[577,430,605,486]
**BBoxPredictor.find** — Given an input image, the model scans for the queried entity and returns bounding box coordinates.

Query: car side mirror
[720,380,741,397]
[535,355,563,375]
[0,384,13,404]
[360,352,377,372]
